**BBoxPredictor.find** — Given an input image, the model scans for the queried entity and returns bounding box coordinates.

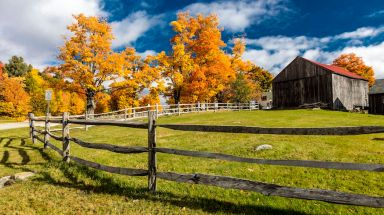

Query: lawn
[0,109,383,214]
[0,118,17,124]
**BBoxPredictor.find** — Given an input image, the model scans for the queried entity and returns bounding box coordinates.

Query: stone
[0,172,35,189]
[0,176,11,188]
[4,179,15,186]
[12,172,35,181]
[255,144,273,151]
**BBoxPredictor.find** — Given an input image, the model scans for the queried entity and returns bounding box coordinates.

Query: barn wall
[369,94,384,114]
[273,57,329,83]
[331,74,368,110]
[272,57,333,108]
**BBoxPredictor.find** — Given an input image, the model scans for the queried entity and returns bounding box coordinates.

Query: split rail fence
[28,105,384,208]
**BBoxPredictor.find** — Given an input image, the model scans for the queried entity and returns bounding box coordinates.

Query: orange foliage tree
[332,53,375,87]
[0,71,31,119]
[161,12,235,103]
[58,14,125,116]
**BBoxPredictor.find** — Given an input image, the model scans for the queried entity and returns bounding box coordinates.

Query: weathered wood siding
[332,74,368,110]
[369,94,384,114]
[273,56,368,110]
[273,57,333,108]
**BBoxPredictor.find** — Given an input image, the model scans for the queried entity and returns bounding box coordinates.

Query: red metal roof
[303,57,367,80]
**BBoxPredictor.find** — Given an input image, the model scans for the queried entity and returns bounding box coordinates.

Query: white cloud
[184,0,289,32]
[242,26,384,77]
[0,0,106,69]
[335,27,384,39]
[111,11,160,48]
[243,36,329,73]
[365,9,384,18]
[138,50,157,58]
[0,0,155,69]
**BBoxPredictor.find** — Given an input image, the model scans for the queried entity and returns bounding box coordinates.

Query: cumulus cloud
[0,0,106,69]
[183,0,289,32]
[335,26,384,39]
[111,11,161,48]
[242,26,384,77]
[242,36,330,73]
[0,0,156,69]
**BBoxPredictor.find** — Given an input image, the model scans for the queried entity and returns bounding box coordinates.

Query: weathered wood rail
[158,124,384,135]
[27,111,384,208]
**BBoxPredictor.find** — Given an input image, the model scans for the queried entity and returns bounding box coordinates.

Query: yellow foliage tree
[111,48,164,109]
[95,92,110,113]
[58,14,124,116]
[25,69,48,115]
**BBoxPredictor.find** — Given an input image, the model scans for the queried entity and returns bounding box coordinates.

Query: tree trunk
[173,88,181,104]
[86,89,96,119]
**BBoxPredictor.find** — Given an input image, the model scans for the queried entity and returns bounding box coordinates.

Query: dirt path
[0,121,58,130]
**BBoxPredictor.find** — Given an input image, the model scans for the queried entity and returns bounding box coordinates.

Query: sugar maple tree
[162,12,235,103]
[0,71,31,119]
[24,69,48,115]
[111,48,164,109]
[58,14,124,115]
[332,53,375,87]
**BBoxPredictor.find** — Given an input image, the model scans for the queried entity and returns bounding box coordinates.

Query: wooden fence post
[44,113,51,149]
[148,110,157,192]
[124,108,127,121]
[214,102,217,112]
[249,101,252,111]
[84,111,89,131]
[62,112,70,162]
[197,102,200,113]
[29,113,35,143]
[28,113,32,139]
[177,102,180,116]
[133,109,136,118]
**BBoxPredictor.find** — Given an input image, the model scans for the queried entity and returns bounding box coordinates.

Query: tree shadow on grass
[0,136,50,173]
[1,135,306,214]
[36,161,307,215]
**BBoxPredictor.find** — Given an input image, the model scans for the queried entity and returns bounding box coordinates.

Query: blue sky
[0,0,384,77]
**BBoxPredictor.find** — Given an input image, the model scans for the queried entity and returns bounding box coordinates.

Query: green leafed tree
[230,72,254,103]
[4,56,32,77]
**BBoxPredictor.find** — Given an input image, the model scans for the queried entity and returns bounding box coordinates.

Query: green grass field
[0,109,383,214]
[0,118,17,123]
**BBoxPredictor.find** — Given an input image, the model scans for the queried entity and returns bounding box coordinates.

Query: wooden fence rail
[158,124,384,135]
[155,147,384,172]
[156,172,384,207]
[27,109,384,208]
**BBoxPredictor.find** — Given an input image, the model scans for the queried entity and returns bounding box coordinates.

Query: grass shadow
[1,135,306,214]
[0,136,51,173]
[36,161,307,215]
